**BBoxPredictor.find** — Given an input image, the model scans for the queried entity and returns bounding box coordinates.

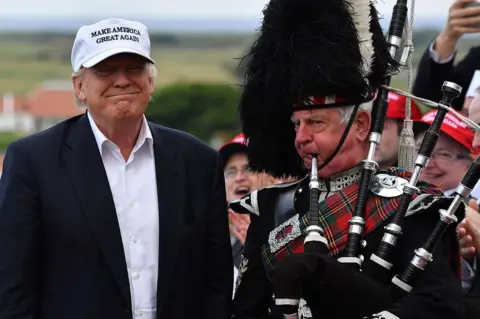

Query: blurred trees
[146,83,242,142]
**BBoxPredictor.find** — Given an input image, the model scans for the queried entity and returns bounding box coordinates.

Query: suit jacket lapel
[62,114,131,306]
[150,125,186,316]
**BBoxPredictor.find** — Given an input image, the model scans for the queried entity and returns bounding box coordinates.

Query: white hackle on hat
[349,0,374,77]
[348,0,375,112]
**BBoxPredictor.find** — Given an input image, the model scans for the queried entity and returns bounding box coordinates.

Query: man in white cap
[0,18,233,319]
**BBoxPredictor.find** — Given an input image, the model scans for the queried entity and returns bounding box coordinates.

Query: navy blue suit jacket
[0,113,233,319]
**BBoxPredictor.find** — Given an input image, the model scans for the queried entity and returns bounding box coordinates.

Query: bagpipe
[270,0,480,318]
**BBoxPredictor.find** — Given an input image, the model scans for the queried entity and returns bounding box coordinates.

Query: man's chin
[108,104,144,118]
[303,158,312,169]
[420,176,444,188]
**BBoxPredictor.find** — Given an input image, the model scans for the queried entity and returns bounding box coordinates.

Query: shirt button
[130,202,135,207]
[132,236,137,243]
[135,309,143,316]
[133,272,140,280]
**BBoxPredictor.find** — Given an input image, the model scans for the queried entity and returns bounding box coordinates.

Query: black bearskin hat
[239,0,395,178]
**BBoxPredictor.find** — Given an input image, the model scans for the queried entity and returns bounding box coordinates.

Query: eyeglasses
[224,167,252,180]
[415,149,470,164]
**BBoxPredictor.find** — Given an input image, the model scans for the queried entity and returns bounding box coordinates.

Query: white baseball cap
[71,18,155,72]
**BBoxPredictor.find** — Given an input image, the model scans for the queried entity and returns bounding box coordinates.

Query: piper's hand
[457,199,480,258]
[270,252,327,313]
[229,209,251,245]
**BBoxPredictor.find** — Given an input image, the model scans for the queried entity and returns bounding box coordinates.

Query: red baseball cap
[218,133,248,166]
[386,91,423,120]
[415,110,476,154]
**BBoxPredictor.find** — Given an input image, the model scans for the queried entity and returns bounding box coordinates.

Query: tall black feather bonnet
[239,0,394,178]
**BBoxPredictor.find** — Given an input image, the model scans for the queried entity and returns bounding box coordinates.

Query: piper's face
[73,53,154,123]
[292,107,371,179]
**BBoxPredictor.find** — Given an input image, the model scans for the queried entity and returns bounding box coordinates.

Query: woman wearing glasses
[414,110,478,196]
[414,110,480,312]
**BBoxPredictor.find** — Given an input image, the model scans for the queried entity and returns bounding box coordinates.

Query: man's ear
[148,76,154,96]
[72,76,86,102]
[355,110,371,143]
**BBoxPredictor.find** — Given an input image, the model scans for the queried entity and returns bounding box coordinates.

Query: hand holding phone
[435,0,480,60]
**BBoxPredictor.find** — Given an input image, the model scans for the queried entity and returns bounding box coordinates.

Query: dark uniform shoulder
[228,177,305,216]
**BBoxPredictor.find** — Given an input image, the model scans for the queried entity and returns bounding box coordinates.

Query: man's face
[292,107,371,179]
[73,53,154,123]
[416,132,471,191]
[468,95,480,149]
[374,118,400,168]
[224,153,253,202]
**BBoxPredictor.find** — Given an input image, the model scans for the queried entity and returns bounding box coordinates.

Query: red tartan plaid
[261,168,454,274]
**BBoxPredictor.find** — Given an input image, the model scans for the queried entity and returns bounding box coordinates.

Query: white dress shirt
[428,40,456,64]
[88,113,159,319]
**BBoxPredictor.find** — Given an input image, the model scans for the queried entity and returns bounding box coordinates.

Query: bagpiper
[229,0,468,318]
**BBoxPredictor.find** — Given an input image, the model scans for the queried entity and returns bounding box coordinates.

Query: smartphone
[463,2,480,11]
[463,2,480,28]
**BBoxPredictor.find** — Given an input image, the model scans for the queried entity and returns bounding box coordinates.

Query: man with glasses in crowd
[414,110,480,301]
[218,133,275,287]
[415,110,477,196]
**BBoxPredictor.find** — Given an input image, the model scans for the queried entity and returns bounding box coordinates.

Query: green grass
[151,47,242,88]
[0,132,26,151]
[0,31,477,99]
[0,39,244,95]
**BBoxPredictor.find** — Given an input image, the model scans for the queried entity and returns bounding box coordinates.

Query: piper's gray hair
[71,62,158,107]
[338,100,373,124]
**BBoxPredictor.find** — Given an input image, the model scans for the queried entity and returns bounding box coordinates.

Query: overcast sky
[0,0,455,19]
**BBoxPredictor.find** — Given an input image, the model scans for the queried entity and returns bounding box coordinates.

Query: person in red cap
[414,110,480,298]
[414,110,477,195]
[457,91,480,307]
[218,133,275,292]
[374,91,423,168]
[219,133,277,205]
[219,133,257,204]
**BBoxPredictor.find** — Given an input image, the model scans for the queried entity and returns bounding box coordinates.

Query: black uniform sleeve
[367,212,464,319]
[232,212,273,319]
[463,254,480,317]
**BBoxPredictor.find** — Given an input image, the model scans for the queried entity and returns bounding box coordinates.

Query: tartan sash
[261,168,443,271]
